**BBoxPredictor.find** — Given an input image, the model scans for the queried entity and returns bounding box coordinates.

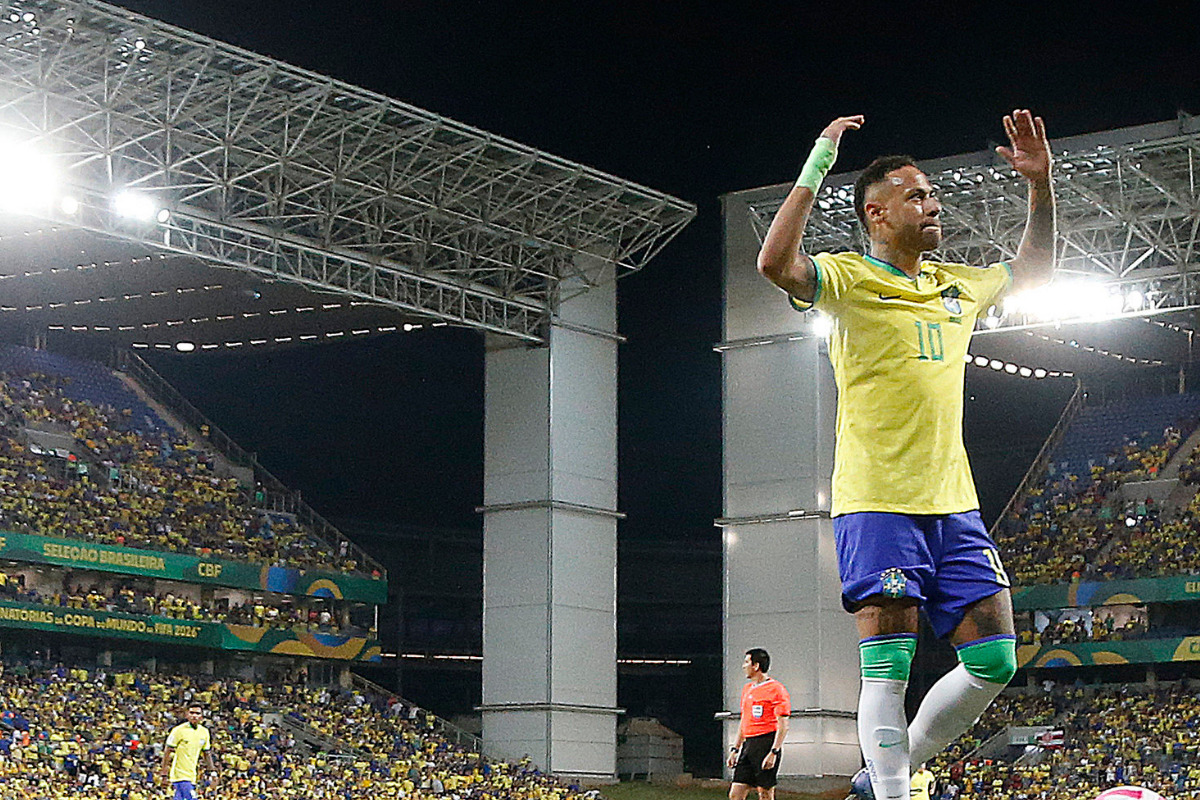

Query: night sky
[112,0,1200,713]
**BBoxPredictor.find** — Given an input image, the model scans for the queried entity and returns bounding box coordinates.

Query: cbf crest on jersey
[941,284,963,315]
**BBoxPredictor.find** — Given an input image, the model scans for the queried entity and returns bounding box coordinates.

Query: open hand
[996,109,1052,183]
[819,115,864,147]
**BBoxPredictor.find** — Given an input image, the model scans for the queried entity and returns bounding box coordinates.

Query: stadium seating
[0,661,585,799]
[0,345,366,575]
[995,392,1200,585]
[931,684,1200,800]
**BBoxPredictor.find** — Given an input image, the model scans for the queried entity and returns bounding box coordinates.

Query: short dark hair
[853,155,919,230]
[187,704,203,712]
[746,648,770,673]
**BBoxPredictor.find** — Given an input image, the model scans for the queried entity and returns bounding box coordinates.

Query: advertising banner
[0,530,386,604]
[1016,636,1200,669]
[0,599,381,662]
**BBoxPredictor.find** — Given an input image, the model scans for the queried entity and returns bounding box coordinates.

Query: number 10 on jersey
[914,321,944,361]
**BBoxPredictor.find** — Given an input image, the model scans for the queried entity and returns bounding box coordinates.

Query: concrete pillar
[718,189,862,785]
[479,259,620,781]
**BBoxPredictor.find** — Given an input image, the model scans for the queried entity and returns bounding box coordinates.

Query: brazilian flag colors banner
[0,599,381,662]
[1012,574,1200,611]
[0,531,386,604]
[1017,636,1200,669]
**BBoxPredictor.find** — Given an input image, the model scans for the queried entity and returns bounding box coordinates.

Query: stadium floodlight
[1019,367,1033,377]
[0,142,59,214]
[113,190,168,223]
[974,355,989,367]
[1033,368,1047,378]
[59,196,79,215]
[1004,363,1018,374]
[1004,279,1125,324]
[989,359,1004,370]
[1125,290,1145,311]
[174,341,195,353]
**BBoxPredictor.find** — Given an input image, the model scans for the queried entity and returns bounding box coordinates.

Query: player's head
[854,155,942,252]
[744,648,770,676]
[186,704,203,725]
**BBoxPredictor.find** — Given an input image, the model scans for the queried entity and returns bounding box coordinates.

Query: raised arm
[995,109,1056,292]
[757,115,863,301]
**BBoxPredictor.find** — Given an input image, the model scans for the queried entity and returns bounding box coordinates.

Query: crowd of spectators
[929,683,1200,800]
[995,417,1200,585]
[1016,608,1151,647]
[0,660,585,800]
[0,569,371,637]
[0,369,369,575]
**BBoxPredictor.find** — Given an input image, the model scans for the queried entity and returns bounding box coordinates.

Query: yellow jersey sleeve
[787,252,864,312]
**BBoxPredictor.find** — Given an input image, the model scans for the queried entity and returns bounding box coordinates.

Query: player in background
[728,648,791,800]
[160,703,217,800]
[910,764,937,800]
[755,110,1056,800]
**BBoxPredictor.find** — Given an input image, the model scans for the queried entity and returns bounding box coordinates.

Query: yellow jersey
[165,722,210,783]
[791,252,1011,516]
[910,768,937,800]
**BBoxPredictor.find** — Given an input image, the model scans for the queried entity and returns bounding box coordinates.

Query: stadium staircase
[111,348,384,577]
[350,672,485,753]
[272,710,371,759]
[113,369,252,485]
[989,381,1084,536]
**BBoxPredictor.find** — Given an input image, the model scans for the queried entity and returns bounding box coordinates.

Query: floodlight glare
[1019,367,1033,377]
[175,341,195,352]
[1005,279,1127,324]
[112,190,158,222]
[989,360,1003,370]
[974,355,988,367]
[984,315,1000,329]
[0,144,59,213]
[1004,363,1018,374]
[1033,368,1047,379]
[156,207,171,223]
[59,196,79,215]
[810,311,832,339]
[1125,290,1145,311]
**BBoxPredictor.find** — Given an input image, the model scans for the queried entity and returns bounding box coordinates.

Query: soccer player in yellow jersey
[160,704,216,800]
[757,110,1056,800]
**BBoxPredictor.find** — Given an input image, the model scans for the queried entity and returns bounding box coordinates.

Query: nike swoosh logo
[878,294,902,301]
[879,741,901,748]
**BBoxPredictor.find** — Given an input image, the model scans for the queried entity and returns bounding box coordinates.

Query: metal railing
[989,379,1085,538]
[111,348,386,579]
[350,672,484,753]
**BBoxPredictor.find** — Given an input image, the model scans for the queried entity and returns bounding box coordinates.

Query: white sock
[907,664,1005,766]
[858,677,910,800]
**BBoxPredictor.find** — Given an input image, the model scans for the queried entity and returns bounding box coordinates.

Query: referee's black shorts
[732,732,780,788]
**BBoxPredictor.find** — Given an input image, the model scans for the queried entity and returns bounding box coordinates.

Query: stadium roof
[0,0,696,349]
[733,114,1200,373]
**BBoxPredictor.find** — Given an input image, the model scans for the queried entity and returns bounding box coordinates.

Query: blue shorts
[833,510,1010,638]
[172,781,196,800]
